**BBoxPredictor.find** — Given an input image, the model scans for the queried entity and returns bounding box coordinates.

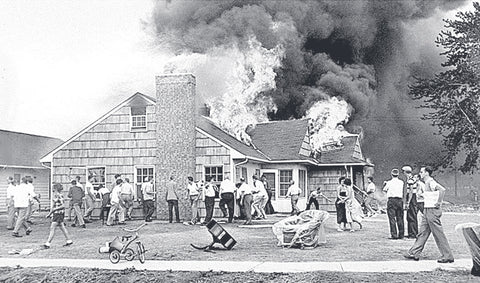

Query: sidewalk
[0,257,472,273]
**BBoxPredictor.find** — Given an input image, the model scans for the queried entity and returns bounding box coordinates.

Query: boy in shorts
[43,183,73,248]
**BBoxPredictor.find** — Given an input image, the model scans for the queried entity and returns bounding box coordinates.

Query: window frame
[86,166,106,191]
[279,169,293,197]
[134,165,155,200]
[130,106,147,130]
[204,165,224,183]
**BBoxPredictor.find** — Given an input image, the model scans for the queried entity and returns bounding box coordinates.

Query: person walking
[142,177,155,222]
[364,177,377,217]
[383,168,405,239]
[186,177,200,225]
[166,176,180,223]
[68,180,86,228]
[306,187,321,210]
[120,178,135,220]
[12,177,32,237]
[6,177,16,230]
[83,175,96,223]
[25,176,39,224]
[251,175,267,220]
[238,177,253,225]
[404,166,454,263]
[403,166,418,238]
[414,174,425,214]
[262,175,275,214]
[286,179,302,216]
[43,183,73,248]
[219,174,236,223]
[98,184,110,224]
[107,179,125,226]
[202,176,217,225]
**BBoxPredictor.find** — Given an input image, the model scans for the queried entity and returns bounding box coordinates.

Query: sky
[0,0,168,139]
[0,0,474,141]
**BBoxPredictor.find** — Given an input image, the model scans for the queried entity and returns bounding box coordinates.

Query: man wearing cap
[405,166,454,263]
[383,168,405,239]
[403,166,418,238]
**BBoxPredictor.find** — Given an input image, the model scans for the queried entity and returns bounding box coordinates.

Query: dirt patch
[0,266,477,283]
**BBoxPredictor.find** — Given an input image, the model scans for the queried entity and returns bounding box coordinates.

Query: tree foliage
[410,2,480,173]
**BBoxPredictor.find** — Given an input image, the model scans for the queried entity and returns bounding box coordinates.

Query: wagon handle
[123,223,147,233]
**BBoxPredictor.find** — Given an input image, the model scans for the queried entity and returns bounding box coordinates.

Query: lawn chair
[272,210,329,249]
[191,219,236,251]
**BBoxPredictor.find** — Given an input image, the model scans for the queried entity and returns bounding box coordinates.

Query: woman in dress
[335,177,348,231]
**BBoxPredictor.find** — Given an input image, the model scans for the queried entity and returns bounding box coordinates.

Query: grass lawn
[0,210,478,263]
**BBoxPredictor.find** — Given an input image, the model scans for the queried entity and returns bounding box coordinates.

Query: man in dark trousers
[383,169,404,239]
[405,166,454,263]
[68,180,86,228]
[403,166,418,238]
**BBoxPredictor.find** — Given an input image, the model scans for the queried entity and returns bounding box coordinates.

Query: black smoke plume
[148,0,467,181]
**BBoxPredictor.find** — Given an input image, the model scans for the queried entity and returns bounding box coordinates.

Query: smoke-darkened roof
[0,130,63,168]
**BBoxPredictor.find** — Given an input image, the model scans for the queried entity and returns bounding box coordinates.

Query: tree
[410,2,480,173]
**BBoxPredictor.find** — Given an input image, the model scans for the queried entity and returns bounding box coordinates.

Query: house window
[135,166,155,200]
[236,166,248,183]
[131,106,146,130]
[87,167,106,190]
[299,169,306,197]
[205,166,223,183]
[279,170,293,197]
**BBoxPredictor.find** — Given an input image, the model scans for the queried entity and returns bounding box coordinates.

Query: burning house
[41,74,371,218]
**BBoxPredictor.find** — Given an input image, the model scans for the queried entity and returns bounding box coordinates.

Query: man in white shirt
[286,180,302,216]
[141,177,155,222]
[252,175,267,219]
[25,176,39,224]
[107,179,125,226]
[405,166,454,263]
[238,178,253,225]
[120,178,135,220]
[12,177,32,237]
[186,177,200,224]
[202,176,217,224]
[383,168,405,239]
[6,177,16,230]
[219,174,236,223]
[83,175,96,222]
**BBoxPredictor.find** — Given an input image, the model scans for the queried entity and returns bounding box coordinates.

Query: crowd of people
[4,165,455,262]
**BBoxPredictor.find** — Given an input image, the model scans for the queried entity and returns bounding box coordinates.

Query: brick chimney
[155,73,196,220]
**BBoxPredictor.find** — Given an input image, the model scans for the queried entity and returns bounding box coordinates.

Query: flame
[164,36,284,145]
[305,97,353,151]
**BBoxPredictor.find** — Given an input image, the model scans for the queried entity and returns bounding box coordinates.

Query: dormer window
[131,106,146,130]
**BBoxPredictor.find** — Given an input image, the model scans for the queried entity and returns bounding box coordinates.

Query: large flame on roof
[306,97,353,152]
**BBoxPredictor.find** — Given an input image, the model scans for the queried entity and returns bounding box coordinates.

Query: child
[306,187,321,210]
[44,183,73,248]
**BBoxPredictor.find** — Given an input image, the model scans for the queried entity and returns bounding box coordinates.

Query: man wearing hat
[403,165,418,238]
[383,168,405,239]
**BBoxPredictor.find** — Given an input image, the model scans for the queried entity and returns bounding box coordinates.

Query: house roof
[0,130,63,168]
[196,116,270,161]
[40,91,369,167]
[249,119,313,161]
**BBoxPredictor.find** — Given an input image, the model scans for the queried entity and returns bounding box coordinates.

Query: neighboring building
[41,74,372,219]
[0,130,63,213]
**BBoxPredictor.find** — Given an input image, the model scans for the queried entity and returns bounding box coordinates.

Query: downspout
[235,158,249,168]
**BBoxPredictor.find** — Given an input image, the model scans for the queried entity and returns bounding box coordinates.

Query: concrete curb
[0,258,472,273]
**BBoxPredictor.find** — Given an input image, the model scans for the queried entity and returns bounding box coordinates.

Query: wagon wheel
[124,248,135,261]
[109,250,121,264]
[137,242,146,263]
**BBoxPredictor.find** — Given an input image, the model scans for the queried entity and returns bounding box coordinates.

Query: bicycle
[107,223,146,264]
